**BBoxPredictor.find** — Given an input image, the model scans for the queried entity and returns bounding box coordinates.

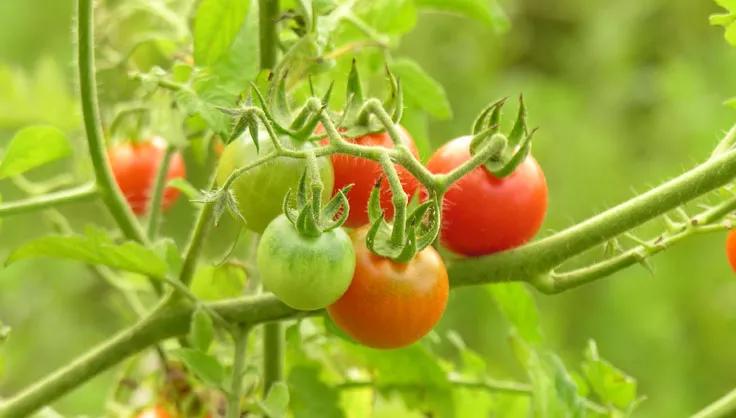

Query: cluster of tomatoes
[108,125,548,350]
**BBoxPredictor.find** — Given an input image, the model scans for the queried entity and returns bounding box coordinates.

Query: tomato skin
[216,135,334,234]
[135,405,172,418]
[327,227,449,349]
[257,215,355,310]
[726,230,736,272]
[108,138,186,215]
[426,136,548,256]
[324,126,420,228]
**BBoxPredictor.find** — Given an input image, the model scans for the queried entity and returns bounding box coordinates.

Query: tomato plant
[4,0,736,417]
[327,226,449,349]
[257,214,355,311]
[108,137,186,215]
[216,135,333,233]
[427,135,548,256]
[324,126,420,228]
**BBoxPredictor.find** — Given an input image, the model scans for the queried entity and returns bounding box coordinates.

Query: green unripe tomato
[216,134,334,234]
[257,215,356,311]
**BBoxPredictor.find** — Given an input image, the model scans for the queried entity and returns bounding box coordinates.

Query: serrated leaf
[0,126,71,179]
[6,231,168,278]
[260,381,290,418]
[415,0,509,31]
[193,0,250,65]
[581,340,637,409]
[190,307,215,353]
[172,348,226,388]
[190,264,247,301]
[390,59,451,120]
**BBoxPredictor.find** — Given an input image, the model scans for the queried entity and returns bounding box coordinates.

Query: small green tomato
[257,215,356,311]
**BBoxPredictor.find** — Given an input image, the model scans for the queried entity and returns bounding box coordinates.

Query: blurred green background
[1,0,736,417]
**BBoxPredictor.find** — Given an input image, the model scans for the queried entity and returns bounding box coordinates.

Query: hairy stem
[77,0,148,244]
[0,183,98,217]
[226,326,251,418]
[448,146,736,289]
[259,0,279,69]
[262,322,283,396]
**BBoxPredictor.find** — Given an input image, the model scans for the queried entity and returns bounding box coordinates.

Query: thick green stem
[146,145,176,240]
[0,295,299,418]
[448,146,736,288]
[77,0,148,244]
[0,183,98,217]
[226,326,251,418]
[259,0,279,69]
[262,322,283,396]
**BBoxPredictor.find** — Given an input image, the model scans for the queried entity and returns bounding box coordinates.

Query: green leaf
[726,96,736,109]
[172,348,226,389]
[581,340,637,409]
[415,0,509,31]
[6,229,168,278]
[175,88,231,136]
[726,22,736,46]
[288,365,344,418]
[260,381,290,418]
[154,238,183,277]
[489,283,542,344]
[190,307,215,353]
[167,177,202,201]
[193,0,250,65]
[190,264,247,301]
[390,59,452,120]
[0,126,71,179]
[715,0,736,12]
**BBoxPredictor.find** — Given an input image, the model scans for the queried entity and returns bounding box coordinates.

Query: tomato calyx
[470,95,539,178]
[364,179,442,263]
[283,152,352,237]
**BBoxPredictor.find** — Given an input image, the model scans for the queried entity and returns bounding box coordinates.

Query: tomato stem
[226,325,251,418]
[146,144,176,240]
[0,183,98,217]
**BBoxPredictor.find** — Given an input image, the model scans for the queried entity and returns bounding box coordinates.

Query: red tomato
[327,226,449,349]
[320,126,420,228]
[108,137,186,215]
[726,230,736,272]
[426,135,547,256]
[135,405,172,418]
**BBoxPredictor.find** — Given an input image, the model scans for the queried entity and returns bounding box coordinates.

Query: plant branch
[692,387,736,418]
[259,0,279,69]
[448,145,736,289]
[226,326,251,418]
[0,183,98,217]
[146,144,176,239]
[78,0,148,244]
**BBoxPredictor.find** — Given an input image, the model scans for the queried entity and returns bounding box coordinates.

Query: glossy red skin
[427,136,548,256]
[135,405,172,418]
[726,230,736,272]
[327,227,449,349]
[108,137,186,215]
[321,126,420,228]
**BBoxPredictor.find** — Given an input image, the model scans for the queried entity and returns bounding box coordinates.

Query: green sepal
[268,69,292,127]
[471,97,507,135]
[383,65,404,123]
[282,169,352,237]
[486,128,537,177]
[507,95,527,148]
[364,187,442,263]
[248,81,290,135]
[342,59,366,127]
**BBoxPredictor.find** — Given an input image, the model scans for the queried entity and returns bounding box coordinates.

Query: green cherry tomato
[257,215,356,311]
[216,135,334,234]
